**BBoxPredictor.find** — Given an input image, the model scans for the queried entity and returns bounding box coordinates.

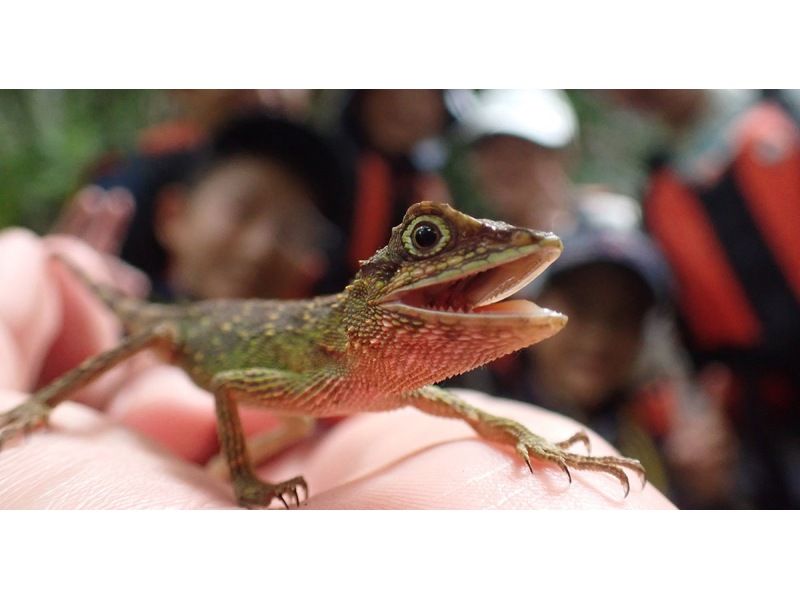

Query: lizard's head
[345,202,567,385]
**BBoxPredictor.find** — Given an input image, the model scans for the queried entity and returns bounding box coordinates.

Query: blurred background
[1,89,798,509]
[0,90,663,230]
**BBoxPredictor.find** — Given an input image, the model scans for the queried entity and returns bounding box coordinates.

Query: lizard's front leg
[210,368,310,509]
[206,414,315,480]
[405,385,646,497]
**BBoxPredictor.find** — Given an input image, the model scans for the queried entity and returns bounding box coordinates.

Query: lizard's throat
[353,245,567,386]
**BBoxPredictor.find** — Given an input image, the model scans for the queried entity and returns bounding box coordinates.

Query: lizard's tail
[53,255,178,334]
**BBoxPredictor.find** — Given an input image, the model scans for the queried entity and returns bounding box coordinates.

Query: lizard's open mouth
[379,239,567,325]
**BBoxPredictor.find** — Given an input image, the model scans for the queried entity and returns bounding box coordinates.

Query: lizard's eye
[402,215,451,257]
[414,223,439,248]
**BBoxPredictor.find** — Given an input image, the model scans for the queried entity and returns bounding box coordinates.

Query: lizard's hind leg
[0,324,177,449]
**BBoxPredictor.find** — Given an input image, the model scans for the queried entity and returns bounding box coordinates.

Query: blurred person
[322,90,472,289]
[456,192,739,507]
[458,89,578,231]
[146,110,346,301]
[60,110,346,302]
[526,220,737,507]
[61,90,314,270]
[611,89,800,507]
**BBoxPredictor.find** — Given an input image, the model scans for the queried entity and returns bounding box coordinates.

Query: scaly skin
[0,202,645,508]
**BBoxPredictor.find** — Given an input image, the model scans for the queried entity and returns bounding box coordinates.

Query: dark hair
[108,150,198,287]
[188,110,348,221]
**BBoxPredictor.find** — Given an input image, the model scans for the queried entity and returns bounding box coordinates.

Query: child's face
[160,157,329,300]
[531,263,653,409]
[470,135,571,230]
[360,90,447,156]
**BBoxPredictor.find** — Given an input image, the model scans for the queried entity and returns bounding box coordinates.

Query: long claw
[591,455,646,489]
[604,465,631,498]
[560,462,572,485]
[279,495,290,510]
[516,442,535,474]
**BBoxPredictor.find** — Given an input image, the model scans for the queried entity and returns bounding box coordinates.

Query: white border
[0,511,795,597]
[4,1,799,87]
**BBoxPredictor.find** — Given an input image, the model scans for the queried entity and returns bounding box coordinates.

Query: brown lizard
[0,201,644,508]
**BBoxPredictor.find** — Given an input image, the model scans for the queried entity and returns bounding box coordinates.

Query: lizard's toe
[234,474,309,509]
[520,433,646,498]
[554,430,591,454]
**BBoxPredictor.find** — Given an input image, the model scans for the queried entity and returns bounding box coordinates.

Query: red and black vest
[645,100,800,369]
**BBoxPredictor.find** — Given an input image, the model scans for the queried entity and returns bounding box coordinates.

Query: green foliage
[0,90,167,231]
[567,90,666,197]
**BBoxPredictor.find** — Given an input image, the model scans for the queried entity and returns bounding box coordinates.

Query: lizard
[0,201,645,508]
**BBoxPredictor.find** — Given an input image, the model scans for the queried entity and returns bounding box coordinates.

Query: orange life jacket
[645,100,800,364]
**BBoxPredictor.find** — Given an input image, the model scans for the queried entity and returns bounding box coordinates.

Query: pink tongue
[472,299,543,315]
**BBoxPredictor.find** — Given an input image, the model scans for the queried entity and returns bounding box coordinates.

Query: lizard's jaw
[378,239,567,333]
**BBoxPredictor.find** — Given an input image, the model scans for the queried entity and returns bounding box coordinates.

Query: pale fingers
[0,229,62,390]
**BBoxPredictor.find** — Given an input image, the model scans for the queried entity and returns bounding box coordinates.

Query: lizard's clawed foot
[512,427,646,498]
[233,474,309,509]
[0,401,51,451]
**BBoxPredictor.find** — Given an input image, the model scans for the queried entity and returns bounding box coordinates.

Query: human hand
[50,186,148,297]
[0,230,673,509]
[664,365,739,507]
[51,186,134,255]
